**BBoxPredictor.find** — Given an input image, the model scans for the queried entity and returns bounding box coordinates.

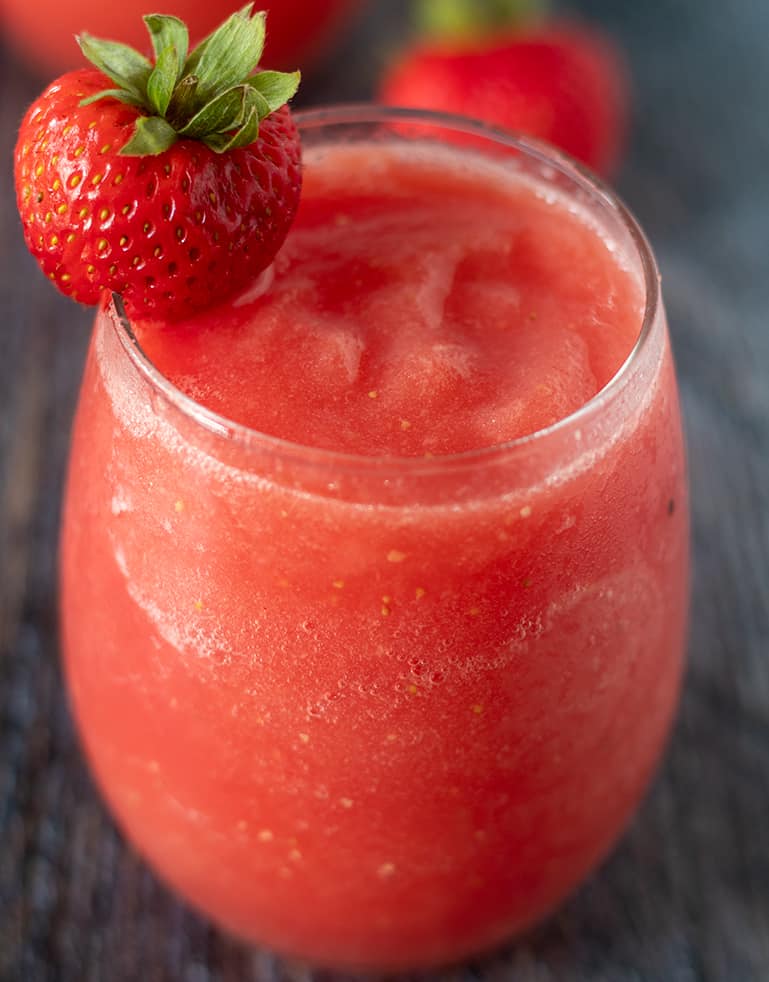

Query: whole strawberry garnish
[379,0,628,177]
[14,5,302,321]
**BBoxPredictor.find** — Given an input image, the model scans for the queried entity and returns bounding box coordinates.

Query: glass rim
[111,103,661,476]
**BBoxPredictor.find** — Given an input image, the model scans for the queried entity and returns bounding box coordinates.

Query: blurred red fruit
[0,0,358,76]
[380,22,629,177]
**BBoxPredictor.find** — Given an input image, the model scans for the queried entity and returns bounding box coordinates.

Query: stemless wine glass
[60,107,689,972]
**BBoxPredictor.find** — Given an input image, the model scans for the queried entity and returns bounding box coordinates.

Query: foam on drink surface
[136,142,643,457]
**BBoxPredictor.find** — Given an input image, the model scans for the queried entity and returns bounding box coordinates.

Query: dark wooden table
[2,1,768,979]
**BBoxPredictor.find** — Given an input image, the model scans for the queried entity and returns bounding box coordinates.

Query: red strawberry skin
[14,69,302,321]
[379,24,628,177]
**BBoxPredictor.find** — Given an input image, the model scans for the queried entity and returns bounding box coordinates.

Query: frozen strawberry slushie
[61,109,689,970]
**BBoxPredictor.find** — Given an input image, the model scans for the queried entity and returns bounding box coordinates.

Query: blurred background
[1,1,768,980]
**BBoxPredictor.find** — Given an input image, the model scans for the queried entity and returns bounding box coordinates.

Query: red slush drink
[61,108,689,970]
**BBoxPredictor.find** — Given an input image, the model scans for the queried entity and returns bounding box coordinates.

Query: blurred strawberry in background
[0,0,358,76]
[379,0,629,177]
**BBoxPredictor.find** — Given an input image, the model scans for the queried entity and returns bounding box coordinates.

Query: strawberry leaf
[120,115,178,156]
[147,44,181,117]
[144,13,189,71]
[204,104,260,153]
[247,70,301,116]
[77,33,152,104]
[178,85,248,140]
[184,4,265,103]
[245,86,271,124]
[79,88,146,110]
[76,8,298,154]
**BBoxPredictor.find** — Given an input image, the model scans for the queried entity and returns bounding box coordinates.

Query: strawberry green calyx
[415,0,548,41]
[77,4,300,155]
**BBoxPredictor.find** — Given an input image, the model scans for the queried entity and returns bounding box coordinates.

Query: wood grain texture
[1,1,768,980]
